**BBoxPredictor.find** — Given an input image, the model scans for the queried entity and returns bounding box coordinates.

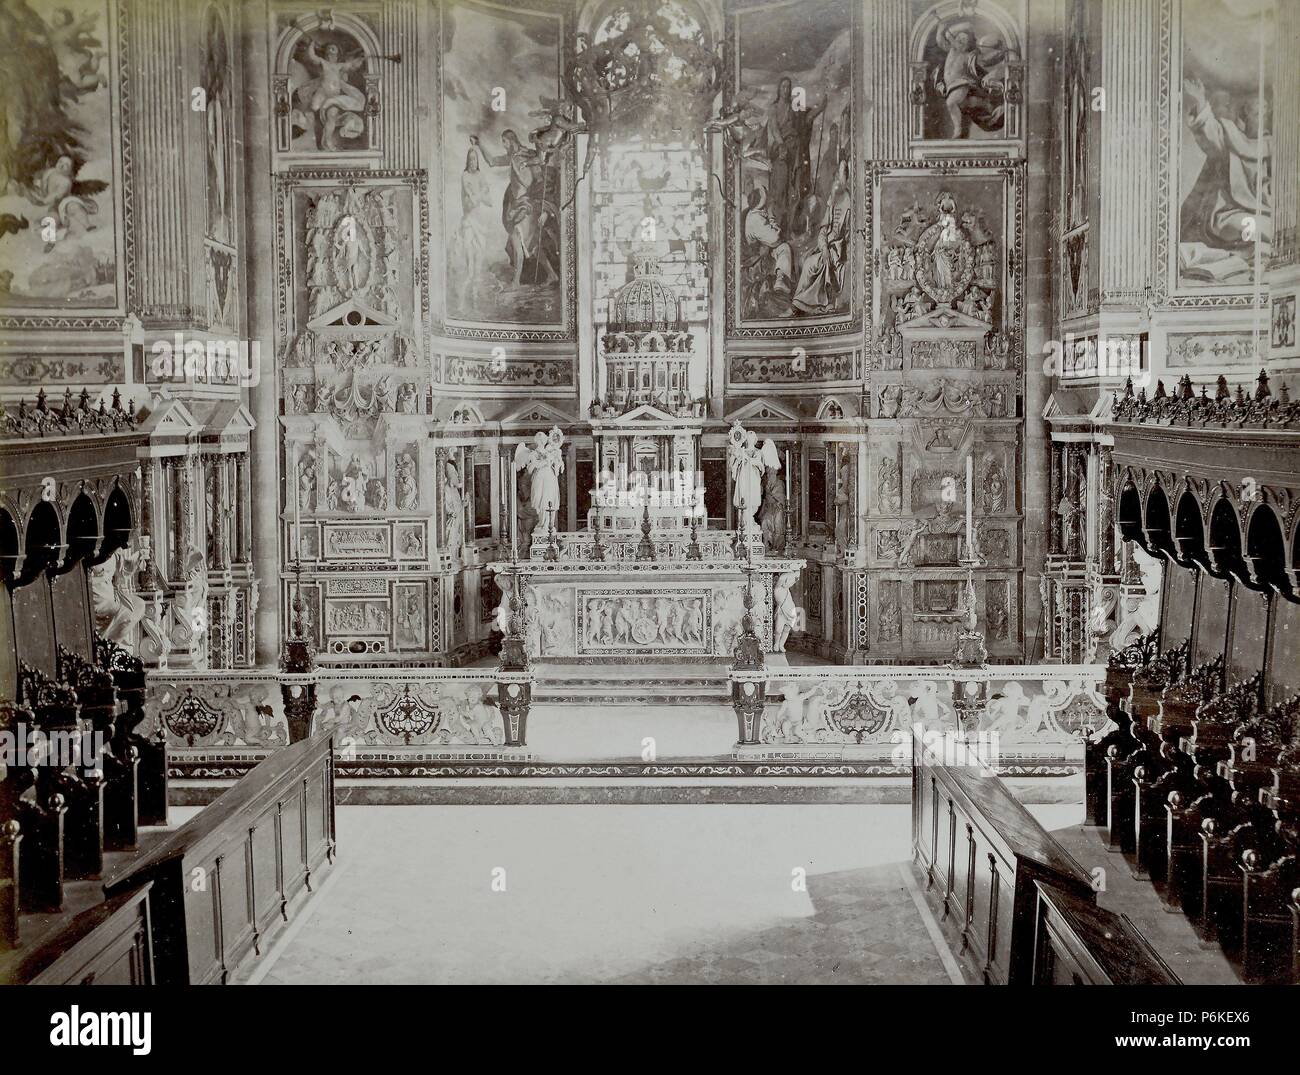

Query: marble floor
[258,804,962,985]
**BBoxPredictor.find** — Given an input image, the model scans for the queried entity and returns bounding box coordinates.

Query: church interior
[1,0,1298,998]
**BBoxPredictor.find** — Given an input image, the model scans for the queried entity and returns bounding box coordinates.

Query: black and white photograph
[0,0,1296,1038]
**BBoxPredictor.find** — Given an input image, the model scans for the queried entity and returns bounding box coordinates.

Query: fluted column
[1099,0,1158,306]
[866,0,910,159]
[1270,0,1299,271]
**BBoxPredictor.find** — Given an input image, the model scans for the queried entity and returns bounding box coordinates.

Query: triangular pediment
[606,403,678,423]
[726,397,801,423]
[499,399,573,427]
[204,400,256,436]
[900,306,991,332]
[307,296,396,332]
[140,397,201,439]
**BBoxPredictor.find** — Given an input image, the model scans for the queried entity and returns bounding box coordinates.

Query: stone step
[532,661,732,705]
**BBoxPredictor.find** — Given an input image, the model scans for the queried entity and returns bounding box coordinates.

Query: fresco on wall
[286,26,371,153]
[1175,0,1273,288]
[731,0,854,328]
[0,0,121,310]
[1061,0,1090,318]
[911,1,1020,141]
[203,5,235,246]
[440,0,566,329]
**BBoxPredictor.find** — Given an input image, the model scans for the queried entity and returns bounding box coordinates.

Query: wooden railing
[911,726,1179,985]
[102,731,336,984]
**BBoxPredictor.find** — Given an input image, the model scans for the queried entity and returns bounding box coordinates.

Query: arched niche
[1141,483,1175,560]
[63,491,101,569]
[1243,502,1287,595]
[20,501,63,587]
[908,0,1025,143]
[1117,479,1143,543]
[0,507,18,586]
[1172,486,1207,568]
[272,12,384,159]
[1206,495,1246,581]
[13,501,61,678]
[96,484,134,564]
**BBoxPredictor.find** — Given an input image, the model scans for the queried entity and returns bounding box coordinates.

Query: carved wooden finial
[1255,368,1271,400]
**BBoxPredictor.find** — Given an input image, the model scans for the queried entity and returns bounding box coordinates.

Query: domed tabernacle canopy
[601,249,695,412]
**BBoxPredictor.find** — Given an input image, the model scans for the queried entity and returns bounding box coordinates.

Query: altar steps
[532,662,732,705]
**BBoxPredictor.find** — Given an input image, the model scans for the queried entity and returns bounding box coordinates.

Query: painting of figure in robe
[732,0,854,326]
[914,7,1019,141]
[203,5,236,246]
[441,0,566,329]
[0,0,120,309]
[1175,0,1273,288]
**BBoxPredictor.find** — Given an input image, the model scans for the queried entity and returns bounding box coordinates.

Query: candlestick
[509,460,518,561]
[293,444,302,560]
[965,454,973,554]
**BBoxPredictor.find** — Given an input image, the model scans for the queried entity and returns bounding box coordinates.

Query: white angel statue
[727,421,781,535]
[514,427,565,535]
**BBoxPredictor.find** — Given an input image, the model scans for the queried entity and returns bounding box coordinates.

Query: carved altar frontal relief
[725,0,860,337]
[1166,0,1274,294]
[437,0,573,339]
[0,0,127,314]
[577,588,713,657]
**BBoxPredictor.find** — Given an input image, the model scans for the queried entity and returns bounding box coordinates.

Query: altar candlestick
[293,444,301,560]
[509,464,518,560]
[965,454,973,557]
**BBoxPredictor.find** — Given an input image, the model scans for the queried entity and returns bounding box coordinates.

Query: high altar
[493,507,803,663]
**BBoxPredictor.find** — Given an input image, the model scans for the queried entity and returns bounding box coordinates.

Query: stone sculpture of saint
[728,421,780,536]
[443,460,465,559]
[514,427,565,535]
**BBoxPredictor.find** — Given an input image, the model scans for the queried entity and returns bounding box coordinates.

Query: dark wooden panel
[1161,562,1197,648]
[23,883,154,986]
[1228,588,1270,682]
[50,564,93,662]
[0,583,15,701]
[11,577,55,679]
[1031,881,1180,985]
[1266,596,1300,704]
[1193,574,1231,666]
[105,732,335,984]
[912,730,1095,985]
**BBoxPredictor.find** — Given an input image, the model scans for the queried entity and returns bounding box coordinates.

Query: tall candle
[784,446,792,501]
[509,459,518,560]
[965,454,974,555]
[292,444,301,560]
